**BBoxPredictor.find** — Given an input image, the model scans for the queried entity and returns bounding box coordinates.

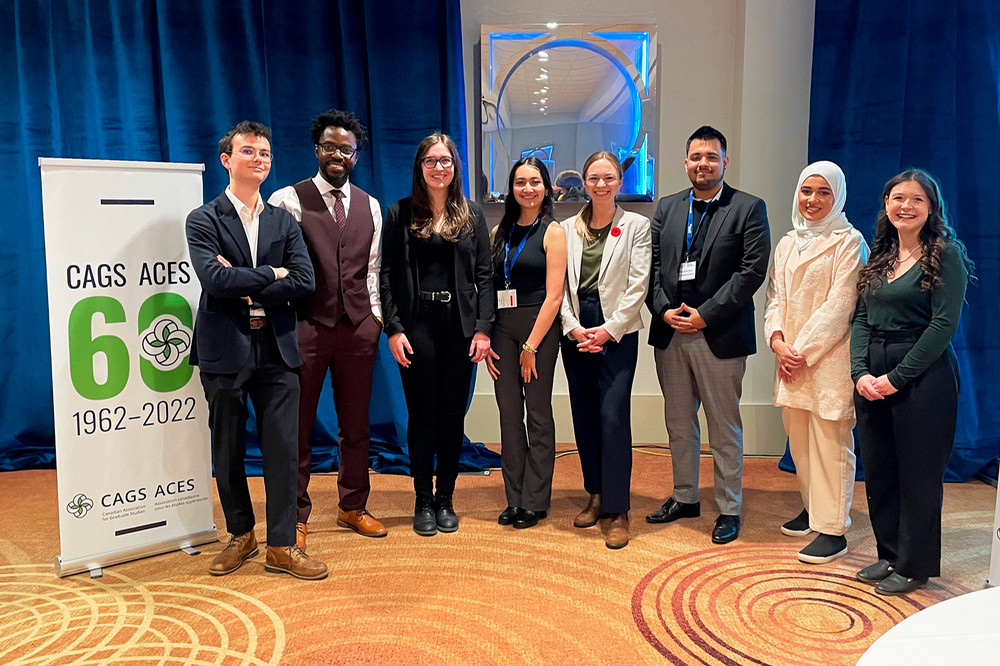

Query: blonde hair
[575,151,622,241]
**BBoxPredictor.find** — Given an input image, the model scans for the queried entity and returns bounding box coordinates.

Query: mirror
[480,24,658,202]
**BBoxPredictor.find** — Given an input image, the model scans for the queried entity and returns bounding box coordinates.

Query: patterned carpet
[1,450,994,665]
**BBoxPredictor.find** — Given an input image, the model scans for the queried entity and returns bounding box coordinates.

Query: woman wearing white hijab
[764,161,868,564]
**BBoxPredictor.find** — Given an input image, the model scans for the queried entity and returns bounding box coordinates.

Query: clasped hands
[771,338,806,383]
[663,303,706,332]
[570,326,611,354]
[855,373,898,400]
[215,254,288,305]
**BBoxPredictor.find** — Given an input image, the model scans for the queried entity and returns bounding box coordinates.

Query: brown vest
[293,179,375,326]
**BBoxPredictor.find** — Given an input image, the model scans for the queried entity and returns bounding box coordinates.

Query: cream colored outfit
[764,219,866,535]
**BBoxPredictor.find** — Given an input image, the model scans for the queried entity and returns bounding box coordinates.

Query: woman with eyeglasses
[486,158,567,530]
[560,151,651,549]
[380,133,495,536]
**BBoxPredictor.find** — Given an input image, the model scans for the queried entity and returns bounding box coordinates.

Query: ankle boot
[413,493,437,536]
[435,492,459,532]
[574,493,602,528]
[605,512,629,549]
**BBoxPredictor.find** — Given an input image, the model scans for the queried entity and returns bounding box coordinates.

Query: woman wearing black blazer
[380,133,495,536]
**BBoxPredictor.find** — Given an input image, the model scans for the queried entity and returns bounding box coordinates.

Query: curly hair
[310,108,368,149]
[858,169,975,294]
[408,133,472,241]
[491,157,554,271]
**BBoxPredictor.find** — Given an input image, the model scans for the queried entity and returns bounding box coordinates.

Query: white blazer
[560,206,651,341]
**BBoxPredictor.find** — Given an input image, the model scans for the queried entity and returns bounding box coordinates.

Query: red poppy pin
[611,227,622,237]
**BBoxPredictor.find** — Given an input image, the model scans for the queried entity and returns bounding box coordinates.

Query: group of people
[185,113,972,598]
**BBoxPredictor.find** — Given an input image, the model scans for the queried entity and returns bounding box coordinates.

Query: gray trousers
[654,331,746,516]
[492,304,560,511]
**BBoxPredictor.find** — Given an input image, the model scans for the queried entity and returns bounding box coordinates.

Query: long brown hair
[576,151,622,241]
[409,133,472,241]
[857,169,974,294]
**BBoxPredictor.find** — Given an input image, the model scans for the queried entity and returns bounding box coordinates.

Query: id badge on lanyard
[498,220,537,308]
[681,191,710,281]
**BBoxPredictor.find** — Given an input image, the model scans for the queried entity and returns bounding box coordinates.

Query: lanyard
[504,220,538,288]
[686,190,712,260]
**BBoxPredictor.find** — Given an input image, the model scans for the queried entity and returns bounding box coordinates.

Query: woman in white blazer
[764,160,867,564]
[560,151,651,549]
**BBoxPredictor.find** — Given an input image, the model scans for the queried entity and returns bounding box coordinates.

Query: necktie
[332,189,347,230]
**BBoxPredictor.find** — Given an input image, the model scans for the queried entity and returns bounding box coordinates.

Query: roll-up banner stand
[989,483,1000,587]
[40,158,216,577]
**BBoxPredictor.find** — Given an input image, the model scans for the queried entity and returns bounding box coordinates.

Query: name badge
[497,289,518,309]
[679,261,697,281]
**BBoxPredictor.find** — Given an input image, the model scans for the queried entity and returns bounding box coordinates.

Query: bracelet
[521,342,537,354]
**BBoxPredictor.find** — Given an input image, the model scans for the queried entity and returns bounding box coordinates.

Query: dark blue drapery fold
[0,0,500,474]
[808,0,1000,480]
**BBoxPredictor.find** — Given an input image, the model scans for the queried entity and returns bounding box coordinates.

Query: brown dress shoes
[296,522,307,550]
[337,508,388,538]
[573,493,602,528]
[604,512,630,549]
[264,545,329,580]
[209,531,259,576]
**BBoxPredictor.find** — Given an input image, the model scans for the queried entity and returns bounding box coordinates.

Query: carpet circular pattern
[0,564,284,665]
[632,545,972,666]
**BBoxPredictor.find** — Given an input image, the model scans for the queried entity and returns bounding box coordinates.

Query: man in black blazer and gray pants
[645,126,770,544]
[186,120,325,580]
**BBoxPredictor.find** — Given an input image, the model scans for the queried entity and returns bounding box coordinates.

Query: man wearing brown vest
[269,109,386,548]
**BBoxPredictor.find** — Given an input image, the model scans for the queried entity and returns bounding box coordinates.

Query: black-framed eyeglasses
[421,156,454,168]
[233,146,273,161]
[316,143,357,158]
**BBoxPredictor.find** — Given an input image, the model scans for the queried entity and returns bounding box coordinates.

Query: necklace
[897,245,921,263]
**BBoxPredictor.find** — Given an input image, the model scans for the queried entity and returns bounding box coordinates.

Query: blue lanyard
[686,190,712,260]
[504,220,538,288]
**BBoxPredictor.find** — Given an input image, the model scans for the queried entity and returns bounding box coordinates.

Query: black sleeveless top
[493,221,548,307]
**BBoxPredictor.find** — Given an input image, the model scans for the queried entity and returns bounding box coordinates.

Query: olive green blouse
[850,242,969,389]
[578,223,612,294]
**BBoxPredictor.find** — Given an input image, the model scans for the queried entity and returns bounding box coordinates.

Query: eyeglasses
[316,143,357,158]
[233,146,273,161]
[421,156,454,169]
[585,175,618,185]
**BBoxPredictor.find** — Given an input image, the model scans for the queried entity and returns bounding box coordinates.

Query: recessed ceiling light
[539,74,548,80]
[546,22,558,29]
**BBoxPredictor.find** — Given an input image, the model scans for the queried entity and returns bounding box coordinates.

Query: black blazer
[186,192,315,374]
[380,198,494,339]
[646,183,770,358]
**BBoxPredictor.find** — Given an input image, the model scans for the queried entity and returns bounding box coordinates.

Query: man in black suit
[186,120,326,580]
[644,126,770,544]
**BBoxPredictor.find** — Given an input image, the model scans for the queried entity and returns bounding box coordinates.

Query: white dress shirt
[268,173,382,318]
[224,186,270,316]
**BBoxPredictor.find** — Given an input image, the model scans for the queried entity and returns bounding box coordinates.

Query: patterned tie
[332,189,347,231]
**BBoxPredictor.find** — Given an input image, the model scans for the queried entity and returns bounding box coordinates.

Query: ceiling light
[534,91,540,95]
[546,22,558,29]
[540,98,548,103]
[539,74,548,80]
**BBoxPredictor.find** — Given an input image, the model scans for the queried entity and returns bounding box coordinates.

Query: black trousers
[855,333,959,578]
[399,301,473,496]
[492,304,560,512]
[200,328,299,546]
[561,293,639,513]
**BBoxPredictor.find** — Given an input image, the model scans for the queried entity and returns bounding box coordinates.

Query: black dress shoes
[413,493,437,537]
[435,493,459,533]
[875,572,928,596]
[646,498,701,524]
[856,559,895,584]
[498,506,519,525]
[513,508,547,529]
[711,514,740,544]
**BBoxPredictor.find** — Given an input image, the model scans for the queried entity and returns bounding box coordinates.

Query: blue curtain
[808,0,1000,481]
[0,0,500,474]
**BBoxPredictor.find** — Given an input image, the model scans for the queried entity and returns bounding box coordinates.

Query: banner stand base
[56,527,218,578]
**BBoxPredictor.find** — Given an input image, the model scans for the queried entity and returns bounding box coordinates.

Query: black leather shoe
[513,508,547,529]
[646,498,701,524]
[413,493,437,536]
[711,514,740,544]
[857,559,895,584]
[497,506,519,525]
[435,493,459,533]
[875,572,928,596]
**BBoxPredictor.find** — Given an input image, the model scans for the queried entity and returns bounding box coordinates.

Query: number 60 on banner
[68,293,194,400]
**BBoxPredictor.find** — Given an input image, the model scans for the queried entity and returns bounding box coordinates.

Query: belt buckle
[249,317,266,330]
[438,291,452,303]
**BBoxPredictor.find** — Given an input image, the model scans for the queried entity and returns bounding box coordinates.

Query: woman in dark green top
[851,169,974,596]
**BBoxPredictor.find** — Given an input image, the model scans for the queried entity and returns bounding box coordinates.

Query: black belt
[870,328,921,343]
[249,316,267,329]
[418,290,452,303]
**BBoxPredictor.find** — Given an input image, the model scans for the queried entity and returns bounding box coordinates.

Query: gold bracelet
[521,342,537,354]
